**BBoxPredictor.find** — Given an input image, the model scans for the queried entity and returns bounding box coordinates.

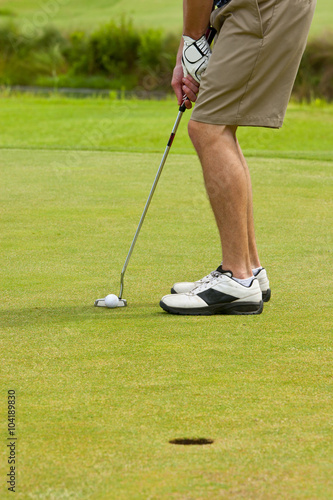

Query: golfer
[160,0,316,315]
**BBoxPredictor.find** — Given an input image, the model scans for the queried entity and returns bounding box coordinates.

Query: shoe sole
[171,286,271,303]
[160,300,264,316]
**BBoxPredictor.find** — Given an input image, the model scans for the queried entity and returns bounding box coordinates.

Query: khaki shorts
[191,0,316,128]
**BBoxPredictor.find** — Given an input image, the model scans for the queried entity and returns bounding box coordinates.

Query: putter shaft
[119,103,186,299]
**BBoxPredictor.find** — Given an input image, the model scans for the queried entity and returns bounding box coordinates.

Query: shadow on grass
[0,302,269,333]
[0,302,165,329]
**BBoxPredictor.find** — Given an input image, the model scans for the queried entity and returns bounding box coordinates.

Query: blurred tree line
[0,20,332,100]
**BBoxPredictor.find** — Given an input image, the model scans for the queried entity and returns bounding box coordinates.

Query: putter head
[94,298,127,308]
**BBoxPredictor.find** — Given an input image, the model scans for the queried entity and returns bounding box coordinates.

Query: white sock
[252,266,263,276]
[232,276,255,287]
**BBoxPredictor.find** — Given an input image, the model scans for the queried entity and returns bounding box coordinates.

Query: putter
[95,27,216,308]
[94,99,187,308]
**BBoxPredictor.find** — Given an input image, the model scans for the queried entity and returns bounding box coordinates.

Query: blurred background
[0,0,332,100]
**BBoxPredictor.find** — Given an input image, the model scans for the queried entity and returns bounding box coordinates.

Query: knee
[188,120,235,154]
[188,120,208,151]
[188,119,202,143]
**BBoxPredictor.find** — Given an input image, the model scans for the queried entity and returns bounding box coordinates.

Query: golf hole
[169,438,214,446]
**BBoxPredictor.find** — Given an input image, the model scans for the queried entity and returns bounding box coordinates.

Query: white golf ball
[104,294,119,308]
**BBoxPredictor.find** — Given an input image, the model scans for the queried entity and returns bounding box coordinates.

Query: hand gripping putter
[94,28,216,308]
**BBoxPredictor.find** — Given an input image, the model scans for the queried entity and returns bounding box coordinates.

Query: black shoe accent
[171,287,176,294]
[160,299,264,316]
[262,288,271,302]
[197,288,237,305]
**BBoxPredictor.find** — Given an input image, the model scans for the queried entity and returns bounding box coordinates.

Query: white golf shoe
[160,272,263,316]
[171,265,271,302]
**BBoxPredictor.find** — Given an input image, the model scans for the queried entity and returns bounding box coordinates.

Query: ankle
[252,266,263,276]
[232,275,255,287]
[222,265,253,280]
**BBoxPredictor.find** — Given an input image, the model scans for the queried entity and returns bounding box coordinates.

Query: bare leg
[236,140,261,270]
[188,120,259,279]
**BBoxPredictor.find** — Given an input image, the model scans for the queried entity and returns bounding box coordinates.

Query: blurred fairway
[1,96,332,499]
[0,0,331,35]
[0,94,332,161]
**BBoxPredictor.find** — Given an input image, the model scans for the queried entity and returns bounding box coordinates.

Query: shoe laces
[187,270,219,291]
[199,270,222,283]
[190,271,226,294]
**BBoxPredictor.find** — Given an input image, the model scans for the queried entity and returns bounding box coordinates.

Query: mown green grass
[0,0,330,35]
[1,96,332,499]
[0,94,332,161]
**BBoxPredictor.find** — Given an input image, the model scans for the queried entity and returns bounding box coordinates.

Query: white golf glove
[182,34,211,84]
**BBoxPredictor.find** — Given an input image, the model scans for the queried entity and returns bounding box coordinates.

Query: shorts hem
[190,115,283,129]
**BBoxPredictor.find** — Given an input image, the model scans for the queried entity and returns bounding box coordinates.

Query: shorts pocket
[255,0,278,37]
